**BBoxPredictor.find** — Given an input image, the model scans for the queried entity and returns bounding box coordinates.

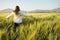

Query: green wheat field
[0,13,60,40]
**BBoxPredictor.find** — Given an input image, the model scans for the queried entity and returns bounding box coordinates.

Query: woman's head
[14,6,20,15]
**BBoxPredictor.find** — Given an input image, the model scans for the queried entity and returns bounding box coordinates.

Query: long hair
[13,6,20,15]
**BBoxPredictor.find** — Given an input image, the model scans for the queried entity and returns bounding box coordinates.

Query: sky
[0,0,60,11]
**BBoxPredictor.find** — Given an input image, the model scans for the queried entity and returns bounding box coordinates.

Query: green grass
[0,13,60,40]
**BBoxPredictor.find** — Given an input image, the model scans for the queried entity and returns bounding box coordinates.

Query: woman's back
[14,11,22,23]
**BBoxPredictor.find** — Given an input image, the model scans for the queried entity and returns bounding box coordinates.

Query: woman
[6,6,32,32]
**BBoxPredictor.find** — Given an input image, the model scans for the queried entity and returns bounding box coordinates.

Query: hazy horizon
[0,0,60,11]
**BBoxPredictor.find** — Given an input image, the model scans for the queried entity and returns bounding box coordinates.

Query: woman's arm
[20,11,32,17]
[6,12,13,19]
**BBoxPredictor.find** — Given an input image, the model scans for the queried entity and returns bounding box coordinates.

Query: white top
[6,10,28,23]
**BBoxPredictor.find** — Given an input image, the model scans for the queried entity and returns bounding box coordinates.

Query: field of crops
[0,13,60,40]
